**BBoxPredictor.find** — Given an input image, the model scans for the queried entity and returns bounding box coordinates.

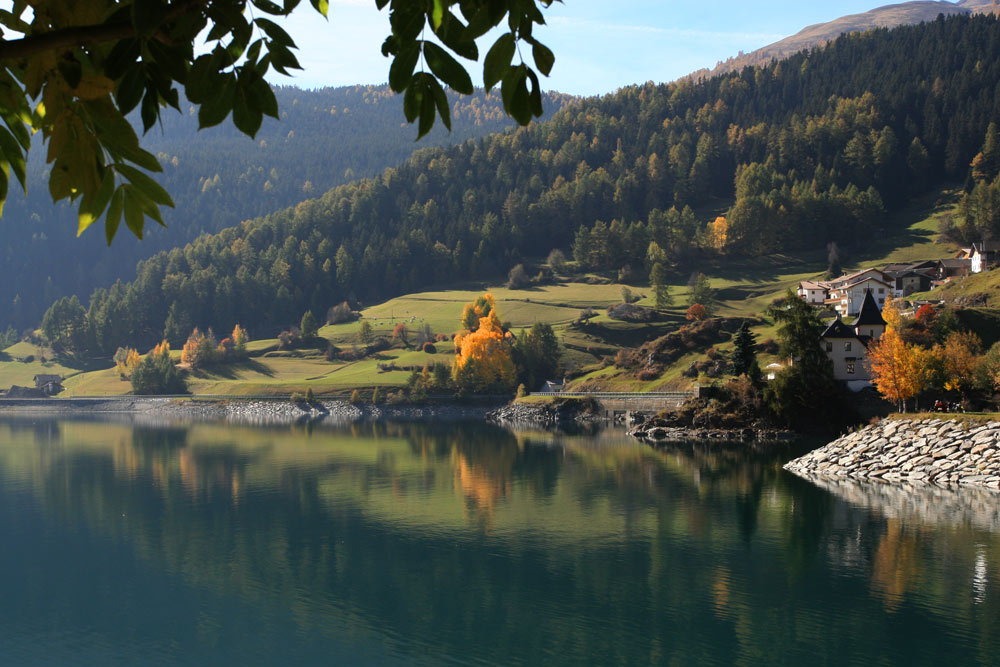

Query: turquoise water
[0,417,998,665]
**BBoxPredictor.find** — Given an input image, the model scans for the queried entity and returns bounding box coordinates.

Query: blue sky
[271,0,914,95]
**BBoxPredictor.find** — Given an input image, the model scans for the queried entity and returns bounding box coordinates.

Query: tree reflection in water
[0,417,997,665]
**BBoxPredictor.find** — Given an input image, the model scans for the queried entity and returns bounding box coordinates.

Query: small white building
[797,280,829,305]
[971,241,1000,273]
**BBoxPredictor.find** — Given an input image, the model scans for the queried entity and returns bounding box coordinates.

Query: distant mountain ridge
[686,0,999,80]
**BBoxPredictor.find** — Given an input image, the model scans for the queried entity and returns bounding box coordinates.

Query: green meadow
[2,187,965,397]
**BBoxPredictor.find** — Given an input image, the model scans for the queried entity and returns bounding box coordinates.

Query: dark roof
[854,290,886,327]
[33,374,61,383]
[974,241,1000,253]
[822,318,858,339]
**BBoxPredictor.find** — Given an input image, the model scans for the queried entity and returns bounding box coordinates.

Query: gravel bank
[785,418,1000,489]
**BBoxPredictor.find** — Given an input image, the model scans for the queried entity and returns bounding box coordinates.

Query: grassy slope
[9,187,963,397]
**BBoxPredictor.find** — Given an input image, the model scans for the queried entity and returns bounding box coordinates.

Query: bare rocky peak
[686,0,1000,81]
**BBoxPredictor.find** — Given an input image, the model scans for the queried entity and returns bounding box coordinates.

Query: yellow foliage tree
[935,330,982,395]
[461,293,496,332]
[453,300,516,393]
[232,325,249,355]
[705,216,728,250]
[866,299,924,411]
[113,347,141,379]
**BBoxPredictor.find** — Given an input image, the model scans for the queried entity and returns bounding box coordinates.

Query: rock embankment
[487,400,600,426]
[628,413,794,442]
[785,418,1000,489]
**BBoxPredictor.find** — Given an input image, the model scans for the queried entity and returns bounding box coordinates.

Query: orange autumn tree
[113,347,141,379]
[866,297,924,411]
[453,294,517,393]
[936,330,982,396]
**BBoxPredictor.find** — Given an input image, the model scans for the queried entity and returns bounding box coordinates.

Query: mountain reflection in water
[0,417,998,665]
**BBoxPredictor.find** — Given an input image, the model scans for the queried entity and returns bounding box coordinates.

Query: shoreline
[784,417,1000,490]
[0,396,500,425]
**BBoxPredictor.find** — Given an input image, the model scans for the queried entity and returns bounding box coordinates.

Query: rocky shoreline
[626,413,796,442]
[784,418,1000,489]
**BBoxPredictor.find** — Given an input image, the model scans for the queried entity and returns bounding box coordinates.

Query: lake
[0,416,998,665]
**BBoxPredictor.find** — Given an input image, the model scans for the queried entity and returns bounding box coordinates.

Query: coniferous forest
[0,85,574,331]
[32,14,1000,356]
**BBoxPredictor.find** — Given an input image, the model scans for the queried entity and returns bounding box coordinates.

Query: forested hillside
[42,15,1000,357]
[0,85,574,330]
[686,0,997,81]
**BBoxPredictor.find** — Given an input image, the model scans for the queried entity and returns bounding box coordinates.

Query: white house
[971,241,1000,273]
[797,280,829,305]
[824,274,892,318]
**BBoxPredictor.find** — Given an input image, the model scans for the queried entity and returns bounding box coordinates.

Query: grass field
[4,187,967,397]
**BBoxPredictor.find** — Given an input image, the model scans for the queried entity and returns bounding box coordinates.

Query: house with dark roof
[971,241,1000,273]
[33,374,63,396]
[822,290,886,388]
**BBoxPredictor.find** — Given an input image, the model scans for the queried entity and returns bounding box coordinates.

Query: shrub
[324,344,341,361]
[637,369,660,381]
[436,333,449,342]
[516,383,527,398]
[507,263,530,289]
[371,387,381,404]
[686,303,708,322]
[422,342,437,354]
[387,391,408,405]
[327,301,357,325]
[350,389,361,404]
[305,387,315,403]
[290,391,306,404]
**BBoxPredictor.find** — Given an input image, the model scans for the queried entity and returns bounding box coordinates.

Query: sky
[271,0,923,96]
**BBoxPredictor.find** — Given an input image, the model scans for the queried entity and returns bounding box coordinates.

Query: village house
[823,268,893,318]
[796,280,829,305]
[33,374,63,396]
[821,289,886,389]
[971,241,1000,273]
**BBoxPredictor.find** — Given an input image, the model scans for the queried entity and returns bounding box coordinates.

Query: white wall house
[824,276,892,318]
[797,280,829,305]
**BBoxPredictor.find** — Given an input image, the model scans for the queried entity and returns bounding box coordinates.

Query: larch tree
[866,298,924,411]
[453,295,516,393]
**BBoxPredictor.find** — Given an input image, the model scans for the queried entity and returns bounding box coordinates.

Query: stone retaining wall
[784,418,1000,489]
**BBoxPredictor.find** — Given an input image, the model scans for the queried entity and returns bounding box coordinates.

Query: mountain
[687,0,999,80]
[57,13,1000,357]
[0,85,575,330]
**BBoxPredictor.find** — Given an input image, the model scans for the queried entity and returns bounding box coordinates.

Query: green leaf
[246,38,263,65]
[418,80,436,139]
[105,187,124,245]
[403,79,419,123]
[255,17,296,47]
[78,168,116,236]
[122,186,145,239]
[116,65,145,114]
[0,125,26,190]
[532,42,554,77]
[389,44,419,93]
[146,41,188,83]
[435,13,478,60]
[198,75,236,129]
[309,0,329,18]
[484,34,515,91]
[422,42,473,94]
[431,0,445,29]
[140,85,158,132]
[501,65,532,125]
[57,60,82,89]
[251,0,285,14]
[0,165,8,217]
[247,78,279,119]
[115,164,174,207]
[526,68,543,117]
[232,79,264,137]
[428,75,451,131]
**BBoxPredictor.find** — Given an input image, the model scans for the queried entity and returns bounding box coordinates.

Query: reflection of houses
[971,241,1000,273]
[33,374,63,396]
[821,290,886,389]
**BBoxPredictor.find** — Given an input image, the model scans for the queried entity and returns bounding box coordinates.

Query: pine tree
[731,322,757,378]
[650,262,672,310]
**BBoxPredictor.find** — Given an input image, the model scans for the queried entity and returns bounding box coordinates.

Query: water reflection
[0,417,997,665]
